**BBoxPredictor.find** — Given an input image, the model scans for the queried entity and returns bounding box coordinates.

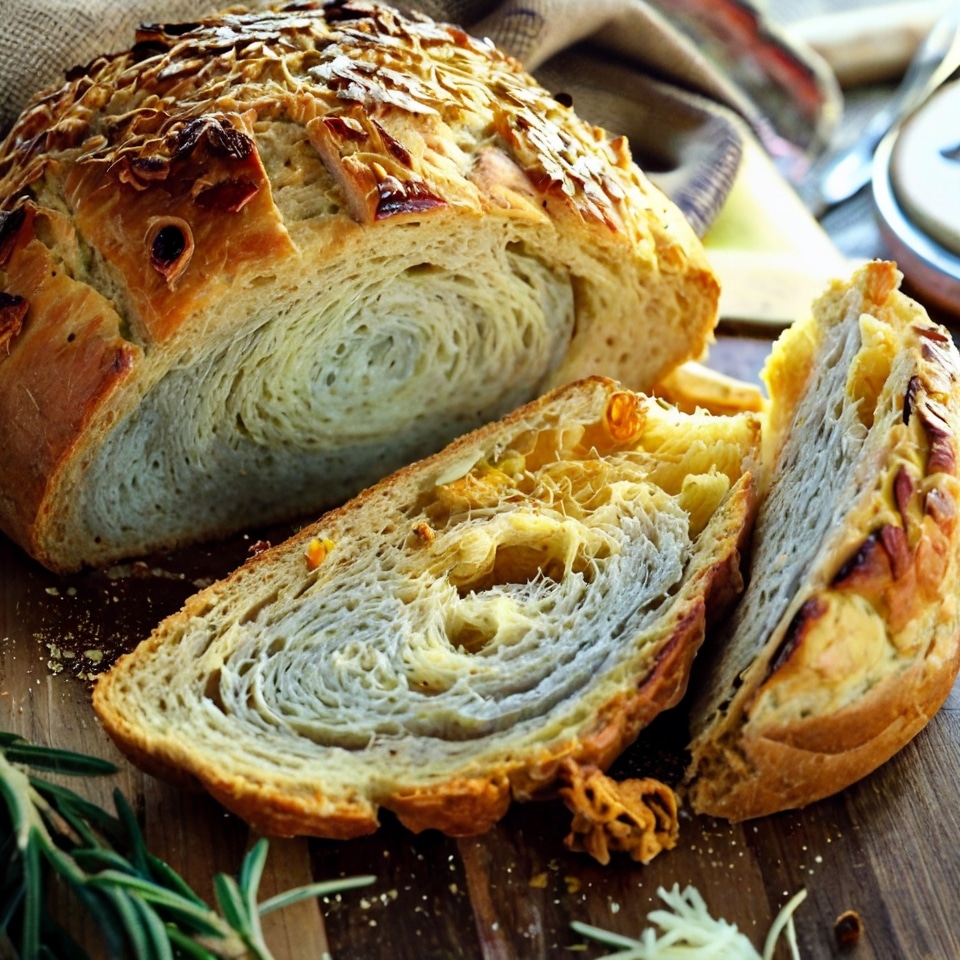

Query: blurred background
[681,0,960,328]
[768,0,955,263]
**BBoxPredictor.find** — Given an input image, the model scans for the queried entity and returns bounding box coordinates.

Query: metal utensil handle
[818,8,960,207]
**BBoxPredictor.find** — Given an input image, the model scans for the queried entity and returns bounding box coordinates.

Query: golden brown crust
[63,115,297,344]
[685,262,960,820]
[0,2,718,572]
[389,775,513,837]
[652,361,765,417]
[0,204,139,555]
[204,778,381,841]
[0,1,704,342]
[691,608,960,821]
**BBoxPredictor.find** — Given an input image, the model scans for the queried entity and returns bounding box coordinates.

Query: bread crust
[685,261,960,820]
[0,206,139,553]
[0,2,718,572]
[93,377,760,839]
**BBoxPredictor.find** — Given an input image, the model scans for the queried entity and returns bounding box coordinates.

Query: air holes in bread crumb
[238,593,281,625]
[452,539,597,598]
[203,669,225,712]
[448,620,496,654]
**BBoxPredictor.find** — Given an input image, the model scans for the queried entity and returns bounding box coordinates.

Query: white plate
[872,97,960,317]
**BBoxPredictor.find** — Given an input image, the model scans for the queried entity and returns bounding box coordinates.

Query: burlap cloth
[0,0,831,234]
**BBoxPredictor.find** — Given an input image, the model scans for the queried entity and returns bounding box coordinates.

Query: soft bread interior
[65,215,577,552]
[93,378,760,838]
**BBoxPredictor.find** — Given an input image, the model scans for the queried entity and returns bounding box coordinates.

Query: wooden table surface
[2,332,958,960]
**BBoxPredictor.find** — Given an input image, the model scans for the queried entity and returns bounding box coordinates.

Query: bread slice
[0,2,718,573]
[684,261,960,820]
[93,377,760,839]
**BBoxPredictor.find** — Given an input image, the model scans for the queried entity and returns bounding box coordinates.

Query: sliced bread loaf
[0,2,718,572]
[93,377,760,838]
[685,261,960,819]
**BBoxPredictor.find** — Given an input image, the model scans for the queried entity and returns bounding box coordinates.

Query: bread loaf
[0,1,718,573]
[684,261,960,819]
[93,376,761,838]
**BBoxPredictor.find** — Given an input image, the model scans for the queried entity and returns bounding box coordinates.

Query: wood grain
[2,333,958,959]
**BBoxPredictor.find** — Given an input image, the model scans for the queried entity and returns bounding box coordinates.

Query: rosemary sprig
[0,733,374,959]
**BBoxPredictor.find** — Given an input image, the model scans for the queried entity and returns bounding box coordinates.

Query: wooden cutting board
[2,333,958,960]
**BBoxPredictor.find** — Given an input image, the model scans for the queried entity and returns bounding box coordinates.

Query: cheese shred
[572,884,808,960]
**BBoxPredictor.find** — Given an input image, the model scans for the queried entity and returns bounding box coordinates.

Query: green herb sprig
[0,732,373,959]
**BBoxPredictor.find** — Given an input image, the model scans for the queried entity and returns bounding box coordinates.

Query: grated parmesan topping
[572,884,807,960]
